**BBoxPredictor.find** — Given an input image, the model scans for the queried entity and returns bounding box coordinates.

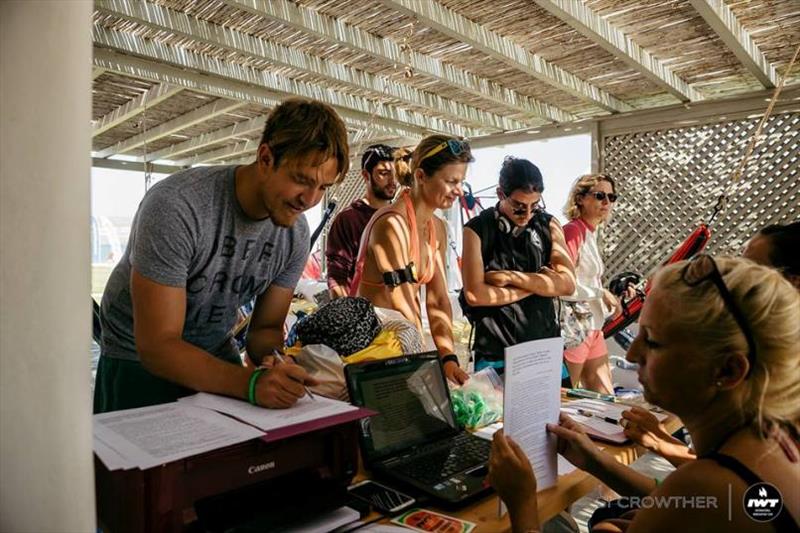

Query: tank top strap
[701,450,799,532]
[348,208,399,296]
[350,190,438,294]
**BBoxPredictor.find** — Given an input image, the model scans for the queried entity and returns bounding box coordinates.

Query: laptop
[344,353,493,506]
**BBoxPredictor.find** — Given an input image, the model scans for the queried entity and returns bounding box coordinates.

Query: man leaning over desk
[94,98,349,414]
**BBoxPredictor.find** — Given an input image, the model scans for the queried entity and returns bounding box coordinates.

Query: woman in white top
[561,174,621,394]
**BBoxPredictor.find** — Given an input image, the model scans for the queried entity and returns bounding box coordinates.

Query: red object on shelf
[603,224,711,338]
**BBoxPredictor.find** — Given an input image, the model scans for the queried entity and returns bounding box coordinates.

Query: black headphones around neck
[494,206,529,238]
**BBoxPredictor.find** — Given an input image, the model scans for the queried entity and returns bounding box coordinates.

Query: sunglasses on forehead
[681,254,757,378]
[420,139,470,163]
[362,146,394,170]
[583,191,618,203]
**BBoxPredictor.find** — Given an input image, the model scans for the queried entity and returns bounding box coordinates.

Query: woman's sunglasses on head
[420,139,470,162]
[681,254,757,377]
[584,191,618,203]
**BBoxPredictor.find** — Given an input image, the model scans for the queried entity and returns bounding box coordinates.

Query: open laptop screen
[346,354,459,463]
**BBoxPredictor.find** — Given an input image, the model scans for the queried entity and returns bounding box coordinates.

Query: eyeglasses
[584,191,618,203]
[681,254,757,377]
[420,139,470,163]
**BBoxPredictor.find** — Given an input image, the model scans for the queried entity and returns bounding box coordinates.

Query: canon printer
[95,421,361,533]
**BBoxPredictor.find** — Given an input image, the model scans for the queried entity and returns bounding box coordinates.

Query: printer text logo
[247,460,276,475]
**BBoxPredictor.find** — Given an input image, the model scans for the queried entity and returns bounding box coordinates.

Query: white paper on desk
[94,434,133,471]
[565,398,668,422]
[179,392,357,432]
[94,403,264,470]
[503,337,563,491]
[283,505,359,533]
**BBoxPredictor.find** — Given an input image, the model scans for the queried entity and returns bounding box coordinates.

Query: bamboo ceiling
[91,0,800,167]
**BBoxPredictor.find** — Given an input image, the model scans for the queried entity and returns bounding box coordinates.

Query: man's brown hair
[260,98,350,179]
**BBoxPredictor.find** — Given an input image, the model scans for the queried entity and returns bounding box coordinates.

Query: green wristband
[248,368,268,406]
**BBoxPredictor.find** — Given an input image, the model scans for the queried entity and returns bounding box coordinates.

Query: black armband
[382,262,418,288]
[441,354,460,367]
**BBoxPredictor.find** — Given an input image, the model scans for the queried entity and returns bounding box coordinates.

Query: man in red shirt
[326,144,398,298]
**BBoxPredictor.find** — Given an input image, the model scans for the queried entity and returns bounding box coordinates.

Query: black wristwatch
[441,354,460,367]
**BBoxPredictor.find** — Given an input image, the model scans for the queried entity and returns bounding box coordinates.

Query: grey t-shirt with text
[100,165,309,364]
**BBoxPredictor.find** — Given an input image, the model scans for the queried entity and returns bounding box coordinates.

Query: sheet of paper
[93,434,134,471]
[179,392,358,432]
[561,398,669,443]
[283,506,359,533]
[503,337,563,491]
[565,398,668,422]
[557,454,577,476]
[94,403,264,470]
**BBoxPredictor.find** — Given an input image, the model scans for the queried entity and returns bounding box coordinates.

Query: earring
[715,380,723,387]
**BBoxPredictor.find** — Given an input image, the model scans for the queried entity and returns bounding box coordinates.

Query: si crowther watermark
[615,495,718,510]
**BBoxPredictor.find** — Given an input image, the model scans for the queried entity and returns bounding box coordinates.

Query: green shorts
[93,356,193,414]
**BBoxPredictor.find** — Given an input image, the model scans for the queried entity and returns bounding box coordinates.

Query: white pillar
[1,2,95,531]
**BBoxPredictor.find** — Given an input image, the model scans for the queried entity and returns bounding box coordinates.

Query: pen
[566,388,617,403]
[577,408,620,425]
[271,350,315,401]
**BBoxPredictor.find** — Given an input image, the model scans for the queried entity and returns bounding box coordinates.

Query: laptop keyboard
[393,433,491,485]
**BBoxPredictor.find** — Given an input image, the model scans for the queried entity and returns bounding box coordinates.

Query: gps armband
[382,263,418,288]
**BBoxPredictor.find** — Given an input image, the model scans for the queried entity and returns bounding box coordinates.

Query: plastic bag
[450,367,504,430]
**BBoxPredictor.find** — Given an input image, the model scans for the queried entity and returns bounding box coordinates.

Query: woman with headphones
[460,157,576,374]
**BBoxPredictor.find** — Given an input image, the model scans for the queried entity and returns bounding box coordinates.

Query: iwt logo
[743,482,783,522]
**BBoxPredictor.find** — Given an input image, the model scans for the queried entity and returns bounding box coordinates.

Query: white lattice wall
[601,112,799,279]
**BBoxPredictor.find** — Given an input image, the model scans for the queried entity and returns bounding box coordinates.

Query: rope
[141,99,153,191]
[708,43,800,225]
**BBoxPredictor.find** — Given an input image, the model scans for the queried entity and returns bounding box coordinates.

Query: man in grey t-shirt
[94,98,350,413]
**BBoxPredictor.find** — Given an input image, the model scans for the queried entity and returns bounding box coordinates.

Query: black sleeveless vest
[463,207,560,363]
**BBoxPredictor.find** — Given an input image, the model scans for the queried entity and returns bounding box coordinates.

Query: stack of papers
[561,398,668,444]
[93,403,264,471]
[178,392,358,432]
[94,393,361,471]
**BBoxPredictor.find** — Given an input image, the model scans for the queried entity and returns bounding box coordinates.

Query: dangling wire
[141,100,153,191]
[708,43,800,226]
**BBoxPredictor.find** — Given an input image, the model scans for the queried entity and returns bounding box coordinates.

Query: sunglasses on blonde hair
[681,254,757,377]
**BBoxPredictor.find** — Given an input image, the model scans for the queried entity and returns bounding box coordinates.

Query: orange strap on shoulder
[401,191,437,286]
[349,190,439,294]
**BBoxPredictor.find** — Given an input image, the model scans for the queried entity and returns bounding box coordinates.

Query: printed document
[179,392,357,432]
[94,403,264,470]
[503,337,563,490]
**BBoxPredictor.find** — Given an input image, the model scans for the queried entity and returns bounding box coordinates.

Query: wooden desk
[363,413,682,532]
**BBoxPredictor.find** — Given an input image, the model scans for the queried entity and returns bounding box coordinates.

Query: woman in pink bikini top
[350,135,474,384]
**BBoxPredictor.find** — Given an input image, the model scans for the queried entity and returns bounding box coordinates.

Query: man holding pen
[94,98,349,413]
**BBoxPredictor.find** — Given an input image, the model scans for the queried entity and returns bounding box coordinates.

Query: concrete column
[1,2,95,531]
